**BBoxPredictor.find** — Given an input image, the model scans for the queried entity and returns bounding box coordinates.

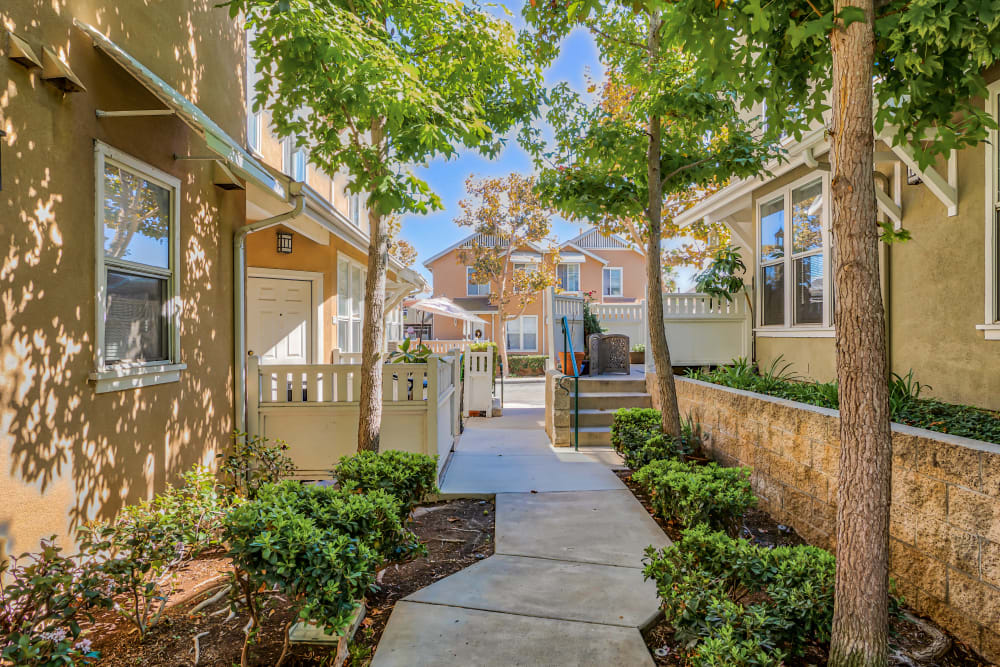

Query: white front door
[248,277,313,364]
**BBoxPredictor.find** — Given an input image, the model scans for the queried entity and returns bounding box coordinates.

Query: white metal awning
[510,251,541,263]
[74,19,280,197]
[559,252,586,263]
[409,297,487,324]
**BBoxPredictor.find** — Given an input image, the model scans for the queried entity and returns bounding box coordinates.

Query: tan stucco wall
[756,337,836,383]
[744,144,1000,410]
[574,247,646,302]
[1,2,245,557]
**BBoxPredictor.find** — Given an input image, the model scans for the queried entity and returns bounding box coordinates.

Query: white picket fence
[247,353,461,479]
[590,302,647,354]
[549,287,585,365]
[421,339,476,355]
[649,293,752,369]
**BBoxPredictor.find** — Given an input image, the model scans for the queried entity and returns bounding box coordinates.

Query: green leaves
[333,450,438,517]
[229,0,543,218]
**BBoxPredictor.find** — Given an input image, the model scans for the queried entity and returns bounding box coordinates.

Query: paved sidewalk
[372,381,669,666]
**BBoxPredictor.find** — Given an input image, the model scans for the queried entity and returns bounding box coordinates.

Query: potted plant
[629,343,645,365]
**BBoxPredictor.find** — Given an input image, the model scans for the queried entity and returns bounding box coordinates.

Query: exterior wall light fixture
[277,231,293,254]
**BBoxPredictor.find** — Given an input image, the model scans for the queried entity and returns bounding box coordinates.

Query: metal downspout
[234,184,304,435]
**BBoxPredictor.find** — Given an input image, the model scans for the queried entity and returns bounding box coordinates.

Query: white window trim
[466,266,490,296]
[603,266,623,298]
[248,267,324,363]
[337,254,367,354]
[506,315,538,352]
[755,171,835,335]
[558,262,581,293]
[983,79,1000,339]
[91,141,185,393]
[245,29,263,156]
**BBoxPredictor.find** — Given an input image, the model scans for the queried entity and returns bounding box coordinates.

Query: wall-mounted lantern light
[277,231,293,254]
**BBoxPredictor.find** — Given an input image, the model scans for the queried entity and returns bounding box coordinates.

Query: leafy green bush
[389,337,432,363]
[1,540,108,666]
[610,407,662,454]
[630,343,645,352]
[632,459,755,535]
[688,359,1000,444]
[334,450,438,517]
[643,525,836,665]
[507,355,547,376]
[222,432,297,499]
[224,481,424,638]
[77,466,230,640]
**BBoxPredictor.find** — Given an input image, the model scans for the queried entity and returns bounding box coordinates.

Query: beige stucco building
[677,97,1000,412]
[0,2,422,558]
[422,229,646,355]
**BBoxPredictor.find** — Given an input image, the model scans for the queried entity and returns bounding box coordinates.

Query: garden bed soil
[616,470,990,667]
[85,498,495,666]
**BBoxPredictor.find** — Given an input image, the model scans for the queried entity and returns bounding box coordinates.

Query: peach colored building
[422,229,646,355]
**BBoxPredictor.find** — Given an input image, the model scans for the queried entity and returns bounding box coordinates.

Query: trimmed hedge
[644,525,836,666]
[334,450,438,517]
[610,408,692,469]
[507,355,548,376]
[632,459,755,535]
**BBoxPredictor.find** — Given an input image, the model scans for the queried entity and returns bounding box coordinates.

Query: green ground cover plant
[632,459,755,535]
[644,525,836,666]
[687,359,1000,444]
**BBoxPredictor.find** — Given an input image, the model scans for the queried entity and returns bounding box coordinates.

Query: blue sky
[398,4,605,283]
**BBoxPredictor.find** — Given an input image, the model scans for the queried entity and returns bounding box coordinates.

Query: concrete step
[577,426,612,446]
[571,409,616,427]
[576,378,648,393]
[577,392,652,410]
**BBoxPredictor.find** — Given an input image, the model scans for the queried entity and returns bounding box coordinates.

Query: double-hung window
[285,137,306,182]
[93,142,182,392]
[603,267,623,297]
[557,263,580,292]
[338,256,366,353]
[350,193,362,227]
[506,315,538,352]
[512,262,529,293]
[246,30,262,153]
[757,175,831,331]
[467,267,490,296]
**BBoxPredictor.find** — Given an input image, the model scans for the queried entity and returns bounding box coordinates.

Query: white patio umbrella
[407,296,487,343]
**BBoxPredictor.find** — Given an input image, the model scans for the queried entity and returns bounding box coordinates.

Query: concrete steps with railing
[550,374,653,448]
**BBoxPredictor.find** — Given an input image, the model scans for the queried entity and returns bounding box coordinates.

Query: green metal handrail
[561,316,579,451]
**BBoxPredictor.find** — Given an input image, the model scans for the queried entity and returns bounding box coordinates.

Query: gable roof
[564,228,644,255]
[557,242,608,265]
[423,232,547,268]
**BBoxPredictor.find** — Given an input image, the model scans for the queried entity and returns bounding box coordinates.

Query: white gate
[463,351,493,415]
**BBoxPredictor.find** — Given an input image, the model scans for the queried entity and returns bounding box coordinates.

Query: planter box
[653,374,1000,662]
[289,600,366,667]
[629,351,644,365]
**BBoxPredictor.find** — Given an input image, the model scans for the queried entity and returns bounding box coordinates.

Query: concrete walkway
[372,379,669,667]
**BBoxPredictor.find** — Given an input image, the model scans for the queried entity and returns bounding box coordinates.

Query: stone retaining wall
[649,375,1000,661]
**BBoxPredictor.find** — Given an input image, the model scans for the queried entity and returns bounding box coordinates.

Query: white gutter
[234,182,305,434]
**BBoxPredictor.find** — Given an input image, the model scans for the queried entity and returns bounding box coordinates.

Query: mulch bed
[86,498,495,666]
[616,470,990,667]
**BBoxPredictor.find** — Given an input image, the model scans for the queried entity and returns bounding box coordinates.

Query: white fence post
[247,355,260,438]
[426,355,440,457]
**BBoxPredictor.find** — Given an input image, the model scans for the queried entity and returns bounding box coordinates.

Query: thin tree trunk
[644,9,681,438]
[357,119,389,453]
[828,1,891,665]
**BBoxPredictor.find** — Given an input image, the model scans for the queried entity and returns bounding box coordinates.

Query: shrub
[610,407,662,455]
[620,434,688,470]
[222,432,297,499]
[507,355,547,376]
[77,466,230,640]
[1,540,108,666]
[224,481,424,638]
[632,459,755,535]
[643,525,836,664]
[334,450,438,517]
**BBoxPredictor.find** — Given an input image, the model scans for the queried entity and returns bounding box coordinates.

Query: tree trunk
[498,316,510,378]
[644,9,682,438]
[828,1,892,665]
[357,121,389,453]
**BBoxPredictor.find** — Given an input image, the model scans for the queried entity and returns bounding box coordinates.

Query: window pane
[792,181,823,254]
[523,317,537,335]
[794,255,824,324]
[522,333,536,350]
[351,266,361,317]
[760,197,785,262]
[103,163,171,268]
[338,260,349,318]
[603,268,622,296]
[560,264,580,291]
[104,270,167,363]
[351,321,362,353]
[338,318,348,351]
[761,264,784,326]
